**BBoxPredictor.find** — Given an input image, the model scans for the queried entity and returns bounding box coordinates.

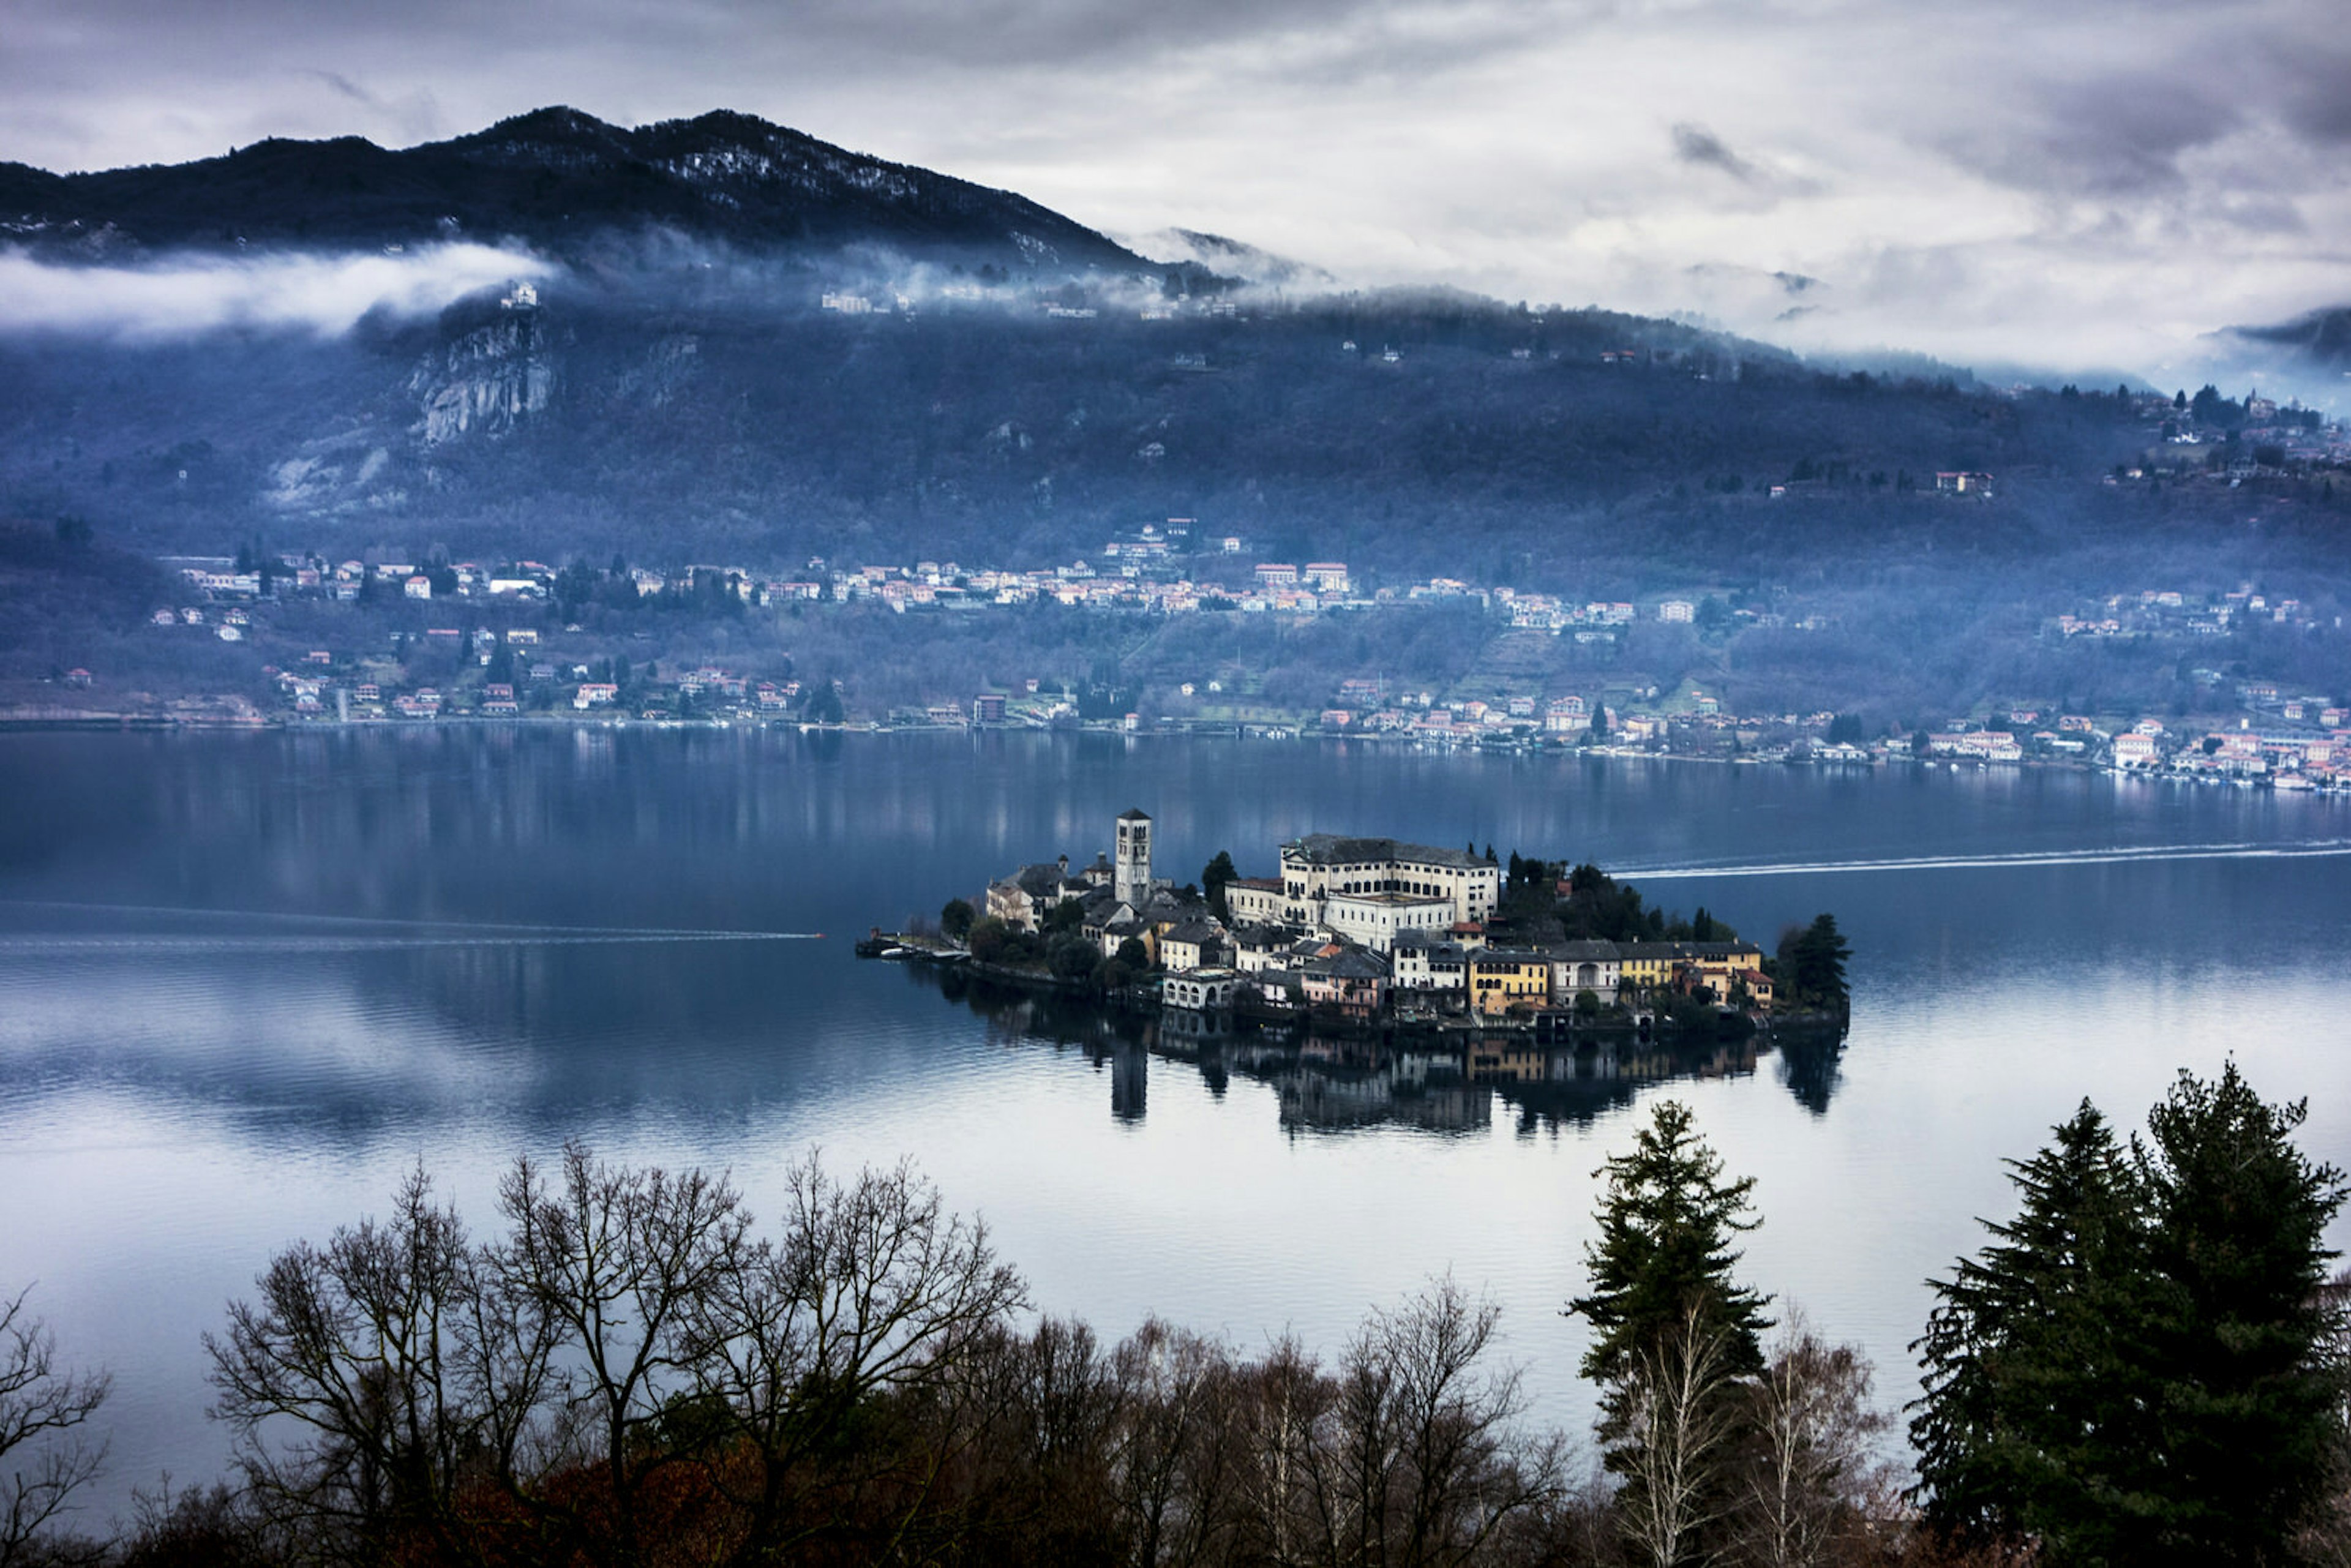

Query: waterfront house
[1616,942,1681,994]
[1550,939,1622,1002]
[986,859,1086,932]
[1468,950,1551,1016]
[1390,931,1470,991]
[1678,942,1773,1007]
[1300,948,1390,1018]
[1159,920,1227,973]
[1164,967,1239,1011]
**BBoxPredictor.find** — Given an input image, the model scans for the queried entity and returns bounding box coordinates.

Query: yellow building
[1682,942,1772,1009]
[1616,942,1681,992]
[1468,950,1551,1016]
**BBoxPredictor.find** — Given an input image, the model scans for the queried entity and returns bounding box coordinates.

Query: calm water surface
[2,727,2348,1517]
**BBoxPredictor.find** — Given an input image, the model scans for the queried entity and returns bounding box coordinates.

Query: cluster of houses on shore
[983,811,1774,1024]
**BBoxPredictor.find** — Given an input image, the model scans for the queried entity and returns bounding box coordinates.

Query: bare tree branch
[0,1286,110,1568]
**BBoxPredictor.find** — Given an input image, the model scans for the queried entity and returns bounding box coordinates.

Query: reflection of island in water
[909,965,1849,1133]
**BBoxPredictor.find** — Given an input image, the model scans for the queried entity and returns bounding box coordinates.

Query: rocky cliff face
[411,298,554,443]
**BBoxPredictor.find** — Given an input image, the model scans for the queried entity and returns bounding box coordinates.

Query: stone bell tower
[1114,807,1153,907]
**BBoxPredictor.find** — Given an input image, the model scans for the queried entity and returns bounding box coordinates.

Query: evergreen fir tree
[2131,1063,2349,1564]
[1909,1101,2162,1562]
[1570,1100,1771,1443]
[1911,1071,2349,1566]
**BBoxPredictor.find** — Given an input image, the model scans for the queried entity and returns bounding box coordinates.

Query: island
[858,808,1851,1046]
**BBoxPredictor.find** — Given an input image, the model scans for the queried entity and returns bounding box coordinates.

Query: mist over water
[2,727,2347,1521]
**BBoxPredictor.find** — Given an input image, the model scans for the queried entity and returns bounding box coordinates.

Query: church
[982,808,1192,959]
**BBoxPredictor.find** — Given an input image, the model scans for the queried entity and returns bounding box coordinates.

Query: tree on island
[1201,851,1237,921]
[940,898,975,942]
[1775,915,1851,1014]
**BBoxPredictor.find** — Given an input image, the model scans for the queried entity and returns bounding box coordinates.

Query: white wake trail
[1621,840,2351,879]
[0,932,819,956]
[0,898,822,941]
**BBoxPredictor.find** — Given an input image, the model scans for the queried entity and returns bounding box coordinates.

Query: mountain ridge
[0,106,1160,278]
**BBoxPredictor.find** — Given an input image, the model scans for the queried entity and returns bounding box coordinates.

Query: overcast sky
[6,0,2348,380]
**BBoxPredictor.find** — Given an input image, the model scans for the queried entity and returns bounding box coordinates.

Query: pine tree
[1570,1100,1771,1444]
[1909,1101,2162,1562]
[1780,915,1851,1013]
[2131,1063,2349,1564]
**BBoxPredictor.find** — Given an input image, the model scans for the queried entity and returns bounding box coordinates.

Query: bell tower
[1115,808,1153,907]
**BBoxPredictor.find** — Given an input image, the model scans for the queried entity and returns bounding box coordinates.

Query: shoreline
[2,710,2337,793]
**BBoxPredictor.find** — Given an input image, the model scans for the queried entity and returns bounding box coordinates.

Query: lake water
[3,727,2348,1519]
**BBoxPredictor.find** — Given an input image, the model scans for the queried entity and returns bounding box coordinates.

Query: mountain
[0,107,1155,277]
[2225,306,2351,374]
[2183,306,2351,408]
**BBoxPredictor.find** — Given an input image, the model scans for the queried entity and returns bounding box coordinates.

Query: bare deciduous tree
[0,1286,110,1568]
[1740,1313,1895,1568]
[1237,1279,1563,1568]
[1619,1300,1742,1568]
[673,1154,1027,1562]
[1110,1318,1239,1568]
[206,1165,555,1567]
[491,1143,750,1567]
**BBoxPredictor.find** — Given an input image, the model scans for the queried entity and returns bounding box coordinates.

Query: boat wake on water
[0,899,823,945]
[1621,839,2351,879]
[0,932,819,955]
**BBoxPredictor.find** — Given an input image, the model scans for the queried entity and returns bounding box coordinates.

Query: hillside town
[16,530,2332,789]
[913,811,1842,1037]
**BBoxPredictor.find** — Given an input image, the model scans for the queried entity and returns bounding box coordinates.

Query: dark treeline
[2,1064,2345,1567]
[6,268,2341,588]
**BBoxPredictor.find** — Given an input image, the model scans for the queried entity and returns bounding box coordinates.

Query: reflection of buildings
[1111,1040,1147,1123]
[1278,1065,1490,1133]
[906,962,1814,1133]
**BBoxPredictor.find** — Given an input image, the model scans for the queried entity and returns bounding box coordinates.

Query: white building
[1322,892,1455,953]
[1390,932,1470,990]
[1164,968,1239,1011]
[1550,940,1622,1001]
[1278,834,1497,929]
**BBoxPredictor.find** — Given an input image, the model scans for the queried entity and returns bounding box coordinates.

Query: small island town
[861,810,1852,1048]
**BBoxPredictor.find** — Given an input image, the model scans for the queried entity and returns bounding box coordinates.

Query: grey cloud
[1671,122,1757,182]
[307,70,377,106]
[1943,75,2242,199]
[2265,40,2351,145]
